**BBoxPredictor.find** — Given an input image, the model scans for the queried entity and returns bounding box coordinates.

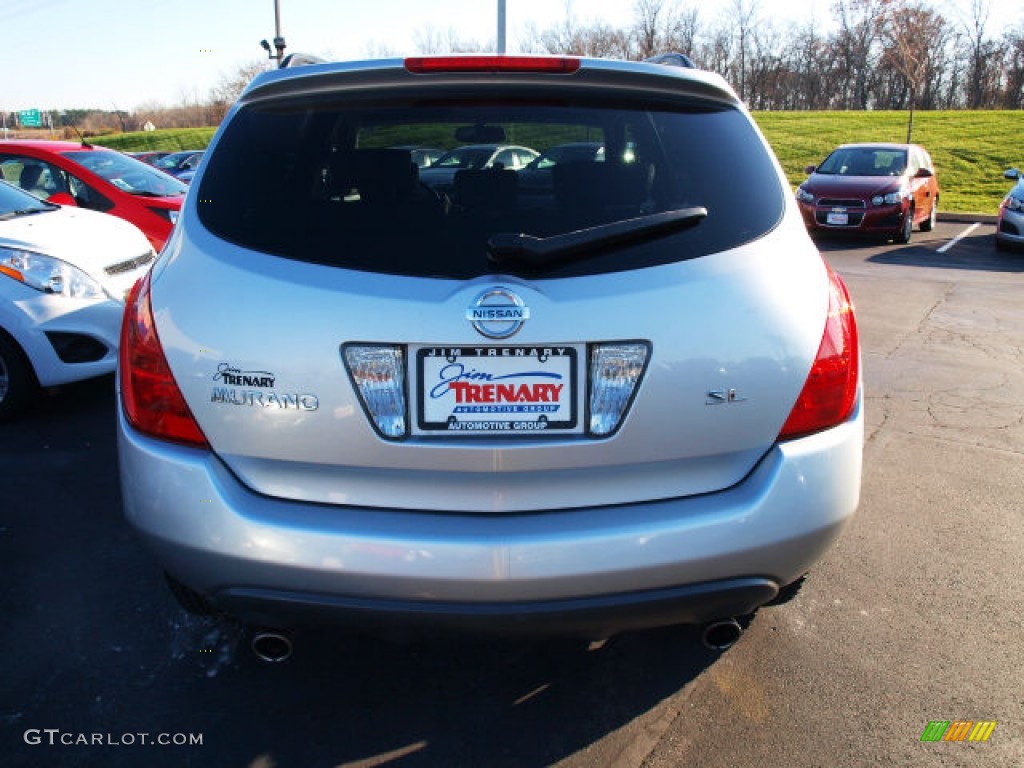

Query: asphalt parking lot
[2,219,1022,767]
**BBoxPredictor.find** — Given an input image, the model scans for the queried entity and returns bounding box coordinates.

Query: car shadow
[1,379,751,768]
[2,372,118,431]
[867,237,1024,273]
[167,621,728,767]
[812,231,1024,274]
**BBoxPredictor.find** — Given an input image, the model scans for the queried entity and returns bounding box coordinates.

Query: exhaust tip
[701,618,743,651]
[251,630,293,663]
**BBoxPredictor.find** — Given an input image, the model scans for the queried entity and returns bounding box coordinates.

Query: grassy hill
[91,110,1021,215]
[92,128,217,153]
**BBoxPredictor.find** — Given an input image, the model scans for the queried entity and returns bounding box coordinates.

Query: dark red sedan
[0,140,185,251]
[796,143,939,243]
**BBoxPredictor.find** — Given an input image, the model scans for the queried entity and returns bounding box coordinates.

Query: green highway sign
[19,109,42,127]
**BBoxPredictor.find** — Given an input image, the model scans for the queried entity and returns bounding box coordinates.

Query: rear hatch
[152,57,828,513]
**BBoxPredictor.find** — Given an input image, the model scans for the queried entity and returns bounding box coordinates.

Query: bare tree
[79,111,119,136]
[618,0,702,61]
[361,40,400,58]
[1002,27,1024,108]
[107,0,1018,125]
[412,26,489,54]
[697,23,734,79]
[961,0,994,108]
[210,61,270,105]
[746,23,786,109]
[633,0,664,58]
[829,0,887,109]
[663,5,702,61]
[789,17,830,108]
[533,12,629,58]
[206,60,271,124]
[878,0,945,140]
[728,0,760,102]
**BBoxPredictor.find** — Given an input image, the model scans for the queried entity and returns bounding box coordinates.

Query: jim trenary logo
[920,720,996,742]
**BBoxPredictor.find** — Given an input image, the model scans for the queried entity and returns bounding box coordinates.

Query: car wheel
[920,200,937,232]
[896,207,914,244]
[0,333,38,421]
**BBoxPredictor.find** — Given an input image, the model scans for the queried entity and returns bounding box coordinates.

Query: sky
[1,0,1019,113]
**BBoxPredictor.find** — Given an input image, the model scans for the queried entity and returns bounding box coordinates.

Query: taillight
[778,266,860,441]
[119,273,208,447]
[404,55,580,74]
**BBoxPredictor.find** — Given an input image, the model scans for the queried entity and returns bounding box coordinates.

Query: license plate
[826,211,849,225]
[416,346,579,435]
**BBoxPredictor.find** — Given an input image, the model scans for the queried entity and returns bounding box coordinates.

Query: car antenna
[69,122,93,149]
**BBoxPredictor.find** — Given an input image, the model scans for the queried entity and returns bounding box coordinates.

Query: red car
[0,140,186,251]
[796,142,939,243]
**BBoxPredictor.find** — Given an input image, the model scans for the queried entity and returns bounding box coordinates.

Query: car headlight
[872,190,906,206]
[796,186,815,204]
[0,246,107,299]
[1004,195,1024,212]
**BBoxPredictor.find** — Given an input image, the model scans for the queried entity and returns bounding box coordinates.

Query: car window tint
[197,98,784,279]
[2,157,74,201]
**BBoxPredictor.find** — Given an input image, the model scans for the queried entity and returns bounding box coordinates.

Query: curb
[938,212,997,224]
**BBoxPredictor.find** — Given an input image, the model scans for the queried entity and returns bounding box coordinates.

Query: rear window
[198,93,784,279]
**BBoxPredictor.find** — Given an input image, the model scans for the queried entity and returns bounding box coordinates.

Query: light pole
[260,0,287,67]
[497,0,506,54]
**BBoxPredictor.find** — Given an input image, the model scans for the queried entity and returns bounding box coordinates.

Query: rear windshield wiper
[487,207,708,267]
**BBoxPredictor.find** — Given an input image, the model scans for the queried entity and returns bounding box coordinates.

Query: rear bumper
[216,578,781,637]
[118,397,862,634]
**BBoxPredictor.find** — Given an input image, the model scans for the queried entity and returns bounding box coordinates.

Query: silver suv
[118,55,862,649]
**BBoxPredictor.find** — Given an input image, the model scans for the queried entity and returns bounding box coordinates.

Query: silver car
[996,168,1024,250]
[117,54,862,652]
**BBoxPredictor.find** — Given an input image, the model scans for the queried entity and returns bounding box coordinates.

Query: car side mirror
[914,167,933,178]
[804,165,816,174]
[1004,168,1021,180]
[47,192,78,206]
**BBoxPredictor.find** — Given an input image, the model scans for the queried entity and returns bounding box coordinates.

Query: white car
[0,180,155,418]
